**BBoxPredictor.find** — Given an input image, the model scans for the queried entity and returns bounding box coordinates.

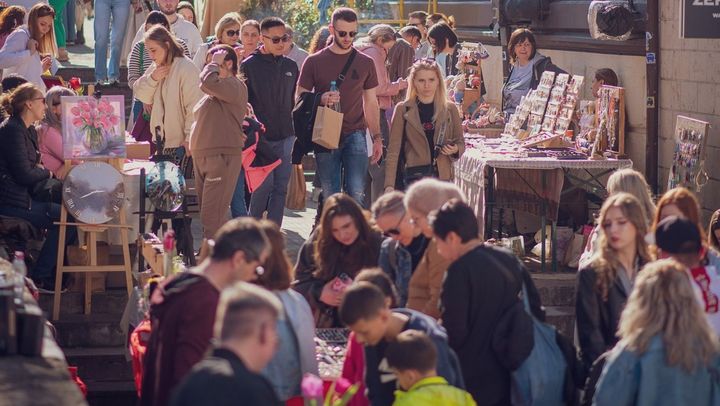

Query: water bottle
[12,252,27,305]
[329,80,341,113]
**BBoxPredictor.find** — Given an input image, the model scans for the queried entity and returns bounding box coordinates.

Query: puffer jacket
[0,116,51,209]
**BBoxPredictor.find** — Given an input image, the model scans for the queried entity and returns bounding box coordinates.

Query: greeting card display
[62,95,126,159]
[667,116,710,192]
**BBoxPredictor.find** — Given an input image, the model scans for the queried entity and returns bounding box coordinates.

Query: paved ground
[64,17,318,261]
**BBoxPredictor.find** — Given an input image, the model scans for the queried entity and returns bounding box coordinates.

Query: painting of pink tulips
[62,96,126,159]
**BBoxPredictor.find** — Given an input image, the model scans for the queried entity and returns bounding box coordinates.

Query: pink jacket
[358,43,401,111]
[38,124,65,172]
[341,332,369,406]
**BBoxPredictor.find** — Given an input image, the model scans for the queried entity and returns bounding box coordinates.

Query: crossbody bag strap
[335,48,357,88]
[399,106,410,168]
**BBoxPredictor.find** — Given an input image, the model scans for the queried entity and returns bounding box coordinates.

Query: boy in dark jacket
[339,282,465,406]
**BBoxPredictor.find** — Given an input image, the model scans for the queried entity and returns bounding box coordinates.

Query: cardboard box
[127,142,151,160]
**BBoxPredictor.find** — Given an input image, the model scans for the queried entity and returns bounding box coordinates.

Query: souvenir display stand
[667,116,710,192]
[53,158,133,320]
[594,85,626,156]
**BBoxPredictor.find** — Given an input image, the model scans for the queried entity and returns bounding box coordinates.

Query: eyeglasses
[336,30,358,38]
[225,29,240,37]
[382,212,407,238]
[263,34,290,44]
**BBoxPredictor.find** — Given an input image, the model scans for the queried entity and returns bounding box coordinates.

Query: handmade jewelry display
[667,116,710,192]
[595,85,625,155]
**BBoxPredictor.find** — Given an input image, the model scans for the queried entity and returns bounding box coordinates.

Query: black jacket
[170,347,281,406]
[575,265,630,371]
[241,49,298,142]
[0,116,51,209]
[441,245,544,406]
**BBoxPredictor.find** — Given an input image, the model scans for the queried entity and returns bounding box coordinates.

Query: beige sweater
[188,63,248,158]
[133,56,203,148]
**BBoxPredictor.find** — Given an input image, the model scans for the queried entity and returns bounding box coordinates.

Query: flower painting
[62,95,126,159]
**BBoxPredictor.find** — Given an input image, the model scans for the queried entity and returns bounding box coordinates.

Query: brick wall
[659,0,720,219]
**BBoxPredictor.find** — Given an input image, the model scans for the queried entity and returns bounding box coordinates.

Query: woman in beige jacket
[384,59,464,191]
[133,25,203,152]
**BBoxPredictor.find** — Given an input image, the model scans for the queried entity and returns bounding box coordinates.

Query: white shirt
[133,14,203,57]
[0,26,58,92]
[686,265,720,336]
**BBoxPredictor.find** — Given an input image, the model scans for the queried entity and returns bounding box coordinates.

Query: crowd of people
[1,2,720,406]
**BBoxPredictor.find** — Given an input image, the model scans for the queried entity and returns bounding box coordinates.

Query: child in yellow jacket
[387,330,476,406]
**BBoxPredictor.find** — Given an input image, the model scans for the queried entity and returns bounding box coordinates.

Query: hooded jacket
[140,272,220,406]
[364,308,465,406]
[241,49,298,142]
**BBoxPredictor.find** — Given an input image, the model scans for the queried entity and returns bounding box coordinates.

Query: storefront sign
[681,0,720,38]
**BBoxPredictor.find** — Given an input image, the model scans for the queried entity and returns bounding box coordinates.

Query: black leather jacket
[241,50,298,142]
[0,116,51,209]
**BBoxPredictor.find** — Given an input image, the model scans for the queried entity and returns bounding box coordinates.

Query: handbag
[31,177,62,203]
[286,163,307,210]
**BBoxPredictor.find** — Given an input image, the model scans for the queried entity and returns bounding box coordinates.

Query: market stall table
[454,137,632,271]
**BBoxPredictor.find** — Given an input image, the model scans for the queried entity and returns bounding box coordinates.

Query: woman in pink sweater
[38,86,76,179]
[356,24,408,202]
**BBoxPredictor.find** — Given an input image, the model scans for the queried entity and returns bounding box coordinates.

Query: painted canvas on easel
[61,95,126,159]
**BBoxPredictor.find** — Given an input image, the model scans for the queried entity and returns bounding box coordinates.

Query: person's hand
[321,91,340,106]
[150,65,170,81]
[233,44,244,60]
[370,138,383,164]
[183,140,191,156]
[384,186,394,194]
[440,143,459,156]
[397,78,408,90]
[55,165,70,180]
[27,39,38,54]
[319,280,343,307]
[143,103,153,115]
[211,49,227,65]
[41,56,52,72]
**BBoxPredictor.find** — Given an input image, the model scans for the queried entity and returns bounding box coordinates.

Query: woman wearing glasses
[384,59,464,192]
[293,193,383,328]
[192,12,242,70]
[37,86,76,180]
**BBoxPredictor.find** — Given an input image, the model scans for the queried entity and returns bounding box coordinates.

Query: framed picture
[62,95,126,159]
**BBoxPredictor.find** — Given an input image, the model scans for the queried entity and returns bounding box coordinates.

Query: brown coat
[407,239,450,319]
[384,99,465,189]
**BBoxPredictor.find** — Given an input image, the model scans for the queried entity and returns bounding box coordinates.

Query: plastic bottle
[12,252,27,305]
[329,81,341,113]
[163,231,176,278]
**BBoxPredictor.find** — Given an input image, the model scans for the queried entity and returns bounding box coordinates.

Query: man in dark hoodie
[140,218,270,406]
[339,282,465,406]
[241,16,298,226]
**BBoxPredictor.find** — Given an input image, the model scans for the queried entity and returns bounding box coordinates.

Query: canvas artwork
[62,96,126,159]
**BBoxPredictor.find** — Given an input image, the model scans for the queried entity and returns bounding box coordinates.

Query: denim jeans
[94,0,131,81]
[249,137,294,226]
[315,129,369,207]
[0,202,76,282]
[231,168,248,218]
[64,0,75,41]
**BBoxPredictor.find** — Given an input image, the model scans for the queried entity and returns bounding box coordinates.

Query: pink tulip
[71,106,80,116]
[72,117,83,127]
[301,373,324,399]
[109,115,119,125]
[334,377,351,395]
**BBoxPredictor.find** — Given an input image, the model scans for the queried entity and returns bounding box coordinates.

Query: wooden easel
[52,158,134,321]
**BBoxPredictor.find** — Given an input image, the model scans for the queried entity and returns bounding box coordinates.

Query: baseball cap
[654,215,702,254]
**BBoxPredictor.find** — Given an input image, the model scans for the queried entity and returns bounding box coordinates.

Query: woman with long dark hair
[0,4,58,92]
[293,193,384,327]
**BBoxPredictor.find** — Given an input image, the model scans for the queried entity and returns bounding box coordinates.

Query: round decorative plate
[145,161,186,212]
[62,162,125,224]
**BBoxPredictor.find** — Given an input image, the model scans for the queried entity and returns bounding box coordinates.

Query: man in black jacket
[171,283,283,406]
[431,199,544,406]
[242,17,298,226]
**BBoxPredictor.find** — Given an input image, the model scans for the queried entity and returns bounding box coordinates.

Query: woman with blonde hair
[594,259,720,405]
[133,25,203,154]
[356,24,408,203]
[578,168,656,269]
[384,59,464,191]
[192,12,241,70]
[575,192,652,373]
[0,4,58,92]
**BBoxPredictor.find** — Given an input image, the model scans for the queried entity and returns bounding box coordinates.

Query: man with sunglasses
[140,218,270,406]
[407,11,432,60]
[240,17,298,226]
[297,7,382,207]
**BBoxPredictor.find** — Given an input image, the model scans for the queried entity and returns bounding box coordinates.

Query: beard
[333,33,352,50]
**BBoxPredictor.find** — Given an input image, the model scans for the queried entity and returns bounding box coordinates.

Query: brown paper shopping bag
[312,106,343,149]
[285,164,307,210]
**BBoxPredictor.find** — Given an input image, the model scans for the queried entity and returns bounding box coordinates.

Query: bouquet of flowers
[301,374,359,406]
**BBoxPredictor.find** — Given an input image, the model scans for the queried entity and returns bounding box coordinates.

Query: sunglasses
[337,30,358,38]
[263,34,290,44]
[382,212,406,238]
[225,29,240,37]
